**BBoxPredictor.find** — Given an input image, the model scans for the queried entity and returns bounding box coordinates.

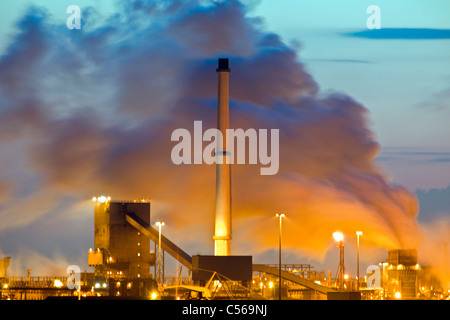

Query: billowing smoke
[417,220,450,288]
[0,0,435,276]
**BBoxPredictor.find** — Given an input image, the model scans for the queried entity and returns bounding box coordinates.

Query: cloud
[0,0,428,274]
[306,58,373,64]
[417,219,450,286]
[343,28,450,40]
[379,149,450,164]
[1,246,79,276]
[418,87,450,111]
[417,185,450,222]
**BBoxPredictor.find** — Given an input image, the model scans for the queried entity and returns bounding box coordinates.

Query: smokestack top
[217,58,230,72]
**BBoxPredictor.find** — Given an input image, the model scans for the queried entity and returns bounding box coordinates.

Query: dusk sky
[0,0,449,280]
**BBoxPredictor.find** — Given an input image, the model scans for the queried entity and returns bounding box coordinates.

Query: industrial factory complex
[0,59,448,302]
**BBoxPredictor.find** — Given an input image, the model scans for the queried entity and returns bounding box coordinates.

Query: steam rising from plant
[0,0,445,282]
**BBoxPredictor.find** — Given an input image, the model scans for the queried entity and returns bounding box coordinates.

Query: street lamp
[356,231,363,291]
[333,231,344,242]
[276,213,285,300]
[333,231,344,291]
[156,221,165,284]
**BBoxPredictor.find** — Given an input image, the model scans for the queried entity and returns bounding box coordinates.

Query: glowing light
[344,274,349,280]
[54,279,63,288]
[268,282,274,288]
[213,280,222,289]
[394,292,402,299]
[151,292,158,300]
[155,221,165,227]
[397,264,404,270]
[356,231,363,236]
[98,196,107,203]
[92,197,97,202]
[95,283,100,288]
[333,231,344,242]
[215,226,226,237]
[275,213,285,218]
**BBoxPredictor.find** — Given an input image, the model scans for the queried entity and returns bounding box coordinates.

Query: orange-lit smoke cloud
[0,0,433,273]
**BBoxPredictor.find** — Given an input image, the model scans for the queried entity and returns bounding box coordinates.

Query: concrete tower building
[214,58,232,256]
[88,197,154,279]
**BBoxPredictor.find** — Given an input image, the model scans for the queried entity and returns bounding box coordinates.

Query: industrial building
[385,249,420,299]
[0,59,449,301]
[89,197,153,279]
[87,196,158,297]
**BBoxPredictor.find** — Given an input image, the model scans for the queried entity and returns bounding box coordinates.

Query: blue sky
[1,1,448,165]
[0,0,449,277]
[250,0,450,190]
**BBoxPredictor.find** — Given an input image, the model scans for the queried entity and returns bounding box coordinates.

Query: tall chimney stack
[214,58,232,256]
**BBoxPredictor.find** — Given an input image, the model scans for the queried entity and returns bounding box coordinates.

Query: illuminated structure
[356,231,362,291]
[333,232,345,291]
[214,58,232,256]
[88,196,154,280]
[276,214,285,300]
[385,249,419,299]
[0,257,10,277]
[156,221,165,284]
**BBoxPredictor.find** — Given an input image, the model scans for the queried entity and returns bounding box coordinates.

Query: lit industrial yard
[0,59,448,301]
[1,1,449,311]
[0,197,448,301]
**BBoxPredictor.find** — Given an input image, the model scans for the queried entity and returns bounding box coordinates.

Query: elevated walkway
[125,213,193,270]
[252,264,336,294]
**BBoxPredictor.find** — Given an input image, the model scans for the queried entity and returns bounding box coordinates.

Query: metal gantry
[154,241,165,284]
